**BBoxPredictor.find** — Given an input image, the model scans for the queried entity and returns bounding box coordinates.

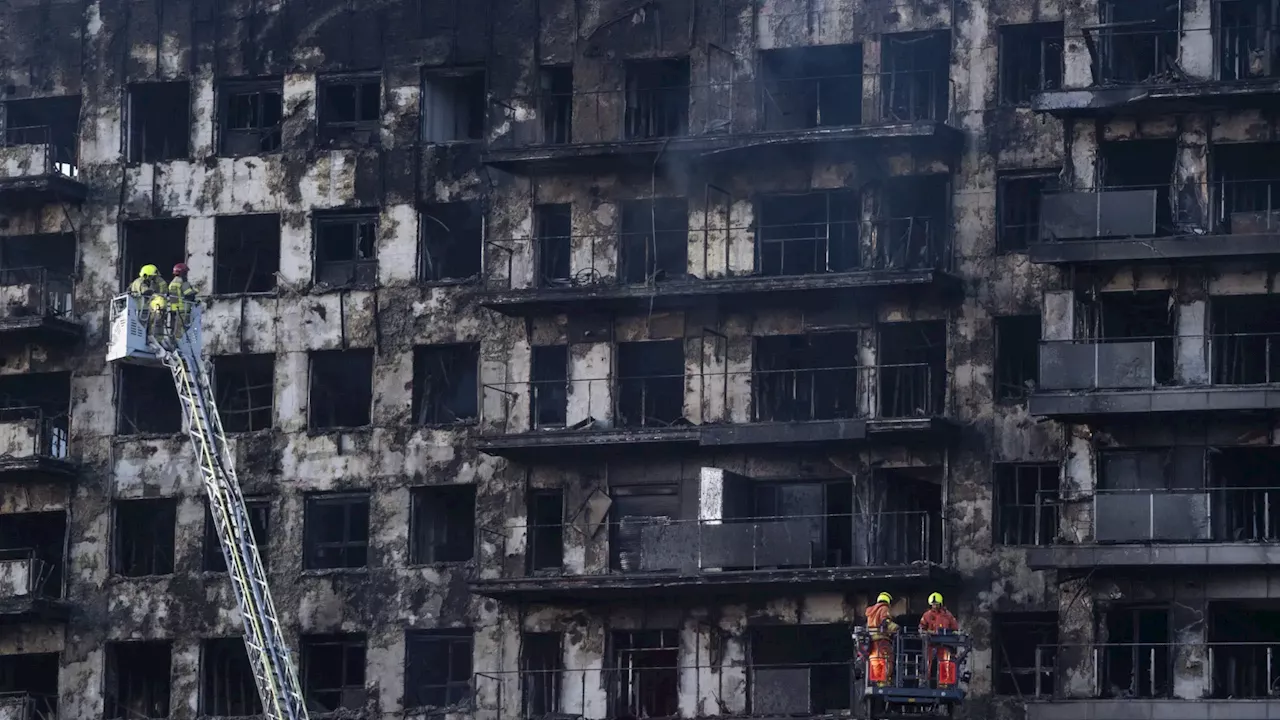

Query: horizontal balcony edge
[1026,542,1280,570]
[1028,233,1280,264]
[1031,79,1280,117]
[1026,697,1280,720]
[1028,386,1280,418]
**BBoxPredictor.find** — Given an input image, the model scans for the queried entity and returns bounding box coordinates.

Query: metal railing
[1073,24,1280,88]
[0,549,57,599]
[1030,641,1280,700]
[0,692,59,720]
[0,407,69,460]
[1089,486,1280,544]
[487,70,953,151]
[0,125,78,179]
[0,267,74,321]
[474,660,861,720]
[1035,333,1280,392]
[480,363,942,436]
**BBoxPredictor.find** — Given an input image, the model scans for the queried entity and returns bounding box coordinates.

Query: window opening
[527,489,564,572]
[999,23,1064,104]
[531,345,569,429]
[753,333,860,422]
[201,638,263,717]
[203,498,270,572]
[219,81,283,155]
[113,499,177,577]
[535,203,572,287]
[878,321,946,418]
[420,201,482,283]
[319,76,380,145]
[308,349,374,429]
[422,71,485,143]
[315,210,377,286]
[406,630,473,709]
[410,485,476,564]
[619,198,688,285]
[301,633,367,712]
[214,214,280,294]
[411,344,478,425]
[624,59,690,140]
[880,31,950,122]
[757,190,860,276]
[304,493,371,570]
[615,340,685,428]
[994,464,1059,546]
[992,612,1058,696]
[105,641,171,719]
[521,632,563,716]
[995,315,1041,401]
[129,83,190,162]
[758,45,863,130]
[539,66,573,144]
[610,630,679,718]
[997,172,1059,251]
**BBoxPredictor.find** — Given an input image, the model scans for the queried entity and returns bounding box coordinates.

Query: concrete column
[568,342,611,428]
[1058,578,1098,698]
[1172,598,1209,699]
[1068,121,1099,191]
[1180,0,1215,80]
[1175,300,1209,386]
[858,330,877,418]
[1042,290,1076,342]
[1174,117,1210,232]
[1061,429,1095,544]
[1062,3,1097,89]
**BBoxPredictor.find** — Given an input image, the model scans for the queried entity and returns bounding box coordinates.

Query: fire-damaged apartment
[10,0,1280,719]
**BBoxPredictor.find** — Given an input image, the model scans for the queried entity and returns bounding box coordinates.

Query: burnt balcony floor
[1027,543,1280,571]
[0,314,82,350]
[0,595,70,624]
[0,455,77,484]
[1025,698,1280,720]
[1032,78,1280,118]
[1028,385,1280,418]
[1028,232,1280,265]
[0,174,88,207]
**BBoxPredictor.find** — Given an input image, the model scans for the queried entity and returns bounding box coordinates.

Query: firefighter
[865,592,900,687]
[128,264,164,298]
[167,262,198,333]
[920,592,959,688]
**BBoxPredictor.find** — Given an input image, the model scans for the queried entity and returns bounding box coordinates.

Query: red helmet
[172,263,189,276]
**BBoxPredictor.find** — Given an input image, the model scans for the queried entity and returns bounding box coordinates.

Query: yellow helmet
[877,592,893,604]
[140,264,159,278]
[928,592,944,606]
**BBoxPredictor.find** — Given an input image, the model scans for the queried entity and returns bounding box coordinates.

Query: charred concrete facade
[6,1,1280,720]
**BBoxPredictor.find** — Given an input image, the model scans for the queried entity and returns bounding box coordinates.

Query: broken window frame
[419,201,484,285]
[1217,0,1280,82]
[421,68,486,143]
[994,314,1042,402]
[991,612,1058,697]
[301,633,367,713]
[993,463,1060,546]
[0,653,59,719]
[303,492,371,570]
[213,213,281,295]
[307,349,375,430]
[623,58,691,140]
[409,484,476,564]
[618,198,689,285]
[757,45,865,131]
[127,81,191,163]
[1,95,81,176]
[213,353,276,433]
[404,629,474,709]
[608,629,680,719]
[998,23,1065,105]
[997,171,1060,252]
[411,343,479,426]
[521,632,564,716]
[1092,0,1182,86]
[880,31,951,123]
[314,210,378,287]
[755,190,861,277]
[614,340,687,429]
[113,498,177,577]
[534,203,573,287]
[317,74,382,145]
[120,218,189,293]
[105,641,172,720]
[203,497,271,572]
[200,637,263,717]
[218,79,284,156]
[751,333,862,423]
[538,66,573,144]
[530,344,569,429]
[526,488,564,573]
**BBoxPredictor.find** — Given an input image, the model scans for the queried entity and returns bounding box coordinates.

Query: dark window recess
[201,638,263,717]
[1210,448,1280,542]
[121,218,187,292]
[1098,447,1204,493]
[1,95,80,174]
[998,172,1058,251]
[752,480,856,568]
[995,315,1040,401]
[1211,295,1280,385]
[411,344,478,425]
[105,641,172,720]
[878,320,947,418]
[750,626,854,714]
[220,81,283,155]
[117,364,183,435]
[1101,606,1171,698]
[213,353,275,433]
[878,175,949,269]
[1213,142,1280,234]
[531,345,569,429]
[539,66,573,144]
[521,633,564,716]
[203,498,271,572]
[422,71,485,143]
[308,349,374,429]
[410,485,476,564]
[1081,290,1176,385]
[619,198,688,284]
[610,630,679,718]
[0,232,75,279]
[757,190,860,276]
[1206,600,1280,698]
[420,202,482,283]
[0,653,59,720]
[318,77,380,144]
[759,44,863,131]
[1219,0,1280,82]
[992,612,1058,696]
[616,340,686,428]
[214,214,280,294]
[1099,139,1178,233]
[610,485,678,572]
[301,634,367,713]
[304,493,371,570]
[1095,0,1180,85]
[0,512,66,598]
[753,333,861,422]
[999,23,1064,104]
[0,371,71,460]
[527,489,564,572]
[406,630,473,709]
[994,464,1059,546]
[535,203,573,287]
[880,31,950,123]
[114,499,177,577]
[315,210,377,286]
[624,58,690,140]
[129,82,190,162]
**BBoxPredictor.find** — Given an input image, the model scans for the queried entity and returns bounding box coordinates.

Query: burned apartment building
[4,0,1280,720]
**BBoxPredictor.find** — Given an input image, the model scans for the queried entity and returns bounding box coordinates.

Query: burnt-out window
[522,633,564,715]
[998,171,1058,251]
[539,66,573,144]
[405,630,473,709]
[318,76,381,145]
[214,214,280,294]
[616,340,685,428]
[1096,0,1180,85]
[219,80,283,155]
[422,71,485,143]
[757,190,860,276]
[877,175,950,269]
[993,612,1058,696]
[610,485,678,571]
[0,372,70,461]
[995,315,1040,401]
[531,345,569,428]
[611,630,678,718]
[0,653,59,719]
[1,95,80,175]
[535,203,572,287]
[1213,142,1280,233]
[1211,294,1280,385]
[203,498,271,572]
[994,464,1059,546]
[881,31,950,123]
[105,641,171,719]
[624,58,690,139]
[308,349,374,430]
[0,512,67,599]
[619,198,688,284]
[129,82,190,162]
[315,210,377,286]
[117,365,183,435]
[999,23,1064,104]
[301,633,367,713]
[1086,290,1176,384]
[410,484,476,564]
[420,202,482,283]
[121,219,187,292]
[113,499,177,577]
[878,320,947,418]
[759,45,863,130]
[411,344,478,425]
[213,353,275,432]
[1219,0,1280,82]
[753,333,861,422]
[527,489,564,572]
[201,638,263,717]
[304,493,370,570]
[750,625,854,713]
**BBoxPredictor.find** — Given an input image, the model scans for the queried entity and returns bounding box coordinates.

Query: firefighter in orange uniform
[865,592,900,686]
[920,592,960,688]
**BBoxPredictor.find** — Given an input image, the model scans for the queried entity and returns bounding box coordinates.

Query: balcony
[0,268,80,350]
[0,551,68,623]
[475,363,953,460]
[1025,641,1280,720]
[1031,179,1280,264]
[0,693,58,720]
[472,509,949,602]
[0,125,86,206]
[0,408,74,484]
[484,71,961,175]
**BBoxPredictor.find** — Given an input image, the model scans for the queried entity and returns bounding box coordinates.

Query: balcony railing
[0,550,58,600]
[480,363,942,436]
[0,268,74,323]
[0,125,78,179]
[1036,333,1280,392]
[1090,486,1280,544]
[1030,641,1280,700]
[0,407,68,462]
[474,660,859,720]
[0,692,58,720]
[1063,24,1280,89]
[487,70,953,151]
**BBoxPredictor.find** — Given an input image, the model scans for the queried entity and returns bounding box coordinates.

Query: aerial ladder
[108,293,310,720]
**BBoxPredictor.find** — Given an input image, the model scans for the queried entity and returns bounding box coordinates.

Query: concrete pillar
[1175,300,1209,386]
[1042,290,1076,342]
[1172,599,1208,699]
[568,343,612,428]
[1058,578,1098,698]
[1180,0,1215,80]
[1174,116,1210,231]
[858,330,877,418]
